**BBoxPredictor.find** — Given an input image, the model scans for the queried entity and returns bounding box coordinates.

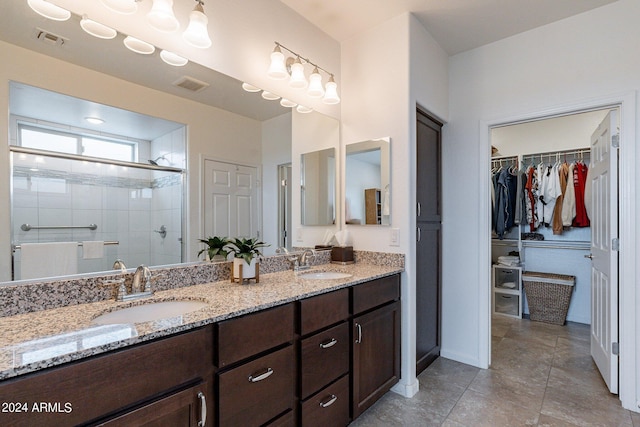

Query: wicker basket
[522,271,575,325]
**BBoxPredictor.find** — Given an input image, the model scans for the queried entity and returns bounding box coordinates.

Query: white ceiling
[280,0,618,55]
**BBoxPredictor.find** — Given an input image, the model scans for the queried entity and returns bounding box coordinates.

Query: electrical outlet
[296,227,303,242]
[390,228,400,246]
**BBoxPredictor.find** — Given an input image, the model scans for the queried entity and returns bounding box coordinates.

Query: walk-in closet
[489,107,617,336]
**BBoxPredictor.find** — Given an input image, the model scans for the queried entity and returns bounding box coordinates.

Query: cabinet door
[352,301,400,419]
[98,381,212,427]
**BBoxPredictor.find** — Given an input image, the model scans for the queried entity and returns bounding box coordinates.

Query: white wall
[341,13,449,397]
[444,0,640,409]
[262,112,292,254]
[0,40,264,273]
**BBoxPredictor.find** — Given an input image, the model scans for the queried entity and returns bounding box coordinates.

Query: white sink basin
[93,300,208,325]
[298,271,353,280]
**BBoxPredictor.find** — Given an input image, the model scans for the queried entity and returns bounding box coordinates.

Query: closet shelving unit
[491,148,591,319]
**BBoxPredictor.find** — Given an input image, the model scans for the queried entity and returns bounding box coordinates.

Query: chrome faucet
[299,249,315,268]
[112,259,127,273]
[132,265,152,294]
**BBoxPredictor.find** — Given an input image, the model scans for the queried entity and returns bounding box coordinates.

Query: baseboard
[391,377,419,398]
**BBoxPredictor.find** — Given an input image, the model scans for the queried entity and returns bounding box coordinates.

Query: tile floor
[351,315,639,426]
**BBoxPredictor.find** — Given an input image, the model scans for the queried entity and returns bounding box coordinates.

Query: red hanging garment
[572,162,590,227]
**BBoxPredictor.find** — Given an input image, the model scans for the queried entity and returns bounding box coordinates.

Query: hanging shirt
[525,165,539,231]
[552,162,570,235]
[572,162,590,227]
[538,163,562,226]
[561,162,576,226]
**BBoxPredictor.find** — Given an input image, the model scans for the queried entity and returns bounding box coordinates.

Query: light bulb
[80,16,117,39]
[267,45,288,80]
[99,0,137,14]
[183,2,212,49]
[307,67,324,98]
[27,0,70,21]
[160,50,188,66]
[147,0,180,33]
[323,75,340,104]
[289,57,308,89]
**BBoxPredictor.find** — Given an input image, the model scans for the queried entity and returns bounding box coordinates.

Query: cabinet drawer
[301,375,350,427]
[217,303,294,367]
[493,266,521,291]
[494,292,520,317]
[300,322,349,399]
[218,345,294,427]
[299,288,349,335]
[352,274,400,315]
[267,409,295,426]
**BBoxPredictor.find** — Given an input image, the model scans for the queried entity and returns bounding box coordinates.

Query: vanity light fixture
[241,83,261,92]
[147,0,180,33]
[261,91,280,101]
[27,0,71,21]
[267,42,340,105]
[280,98,297,108]
[183,0,212,49]
[123,36,155,54]
[80,16,117,40]
[160,50,188,66]
[296,105,313,114]
[85,117,105,125]
[323,75,340,105]
[99,0,138,15]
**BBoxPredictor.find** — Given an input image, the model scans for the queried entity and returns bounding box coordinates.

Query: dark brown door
[416,108,442,374]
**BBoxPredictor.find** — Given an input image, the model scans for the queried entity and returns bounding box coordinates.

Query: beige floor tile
[446,389,540,427]
[468,368,546,410]
[537,413,583,427]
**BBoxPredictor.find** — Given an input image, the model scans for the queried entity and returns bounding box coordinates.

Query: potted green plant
[198,236,230,262]
[226,237,269,280]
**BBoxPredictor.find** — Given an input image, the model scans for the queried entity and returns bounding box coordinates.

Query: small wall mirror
[301,148,336,226]
[345,138,391,225]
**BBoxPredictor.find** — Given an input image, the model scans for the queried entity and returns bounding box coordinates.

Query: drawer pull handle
[197,392,207,427]
[319,394,337,408]
[355,323,362,344]
[320,338,338,349]
[248,367,274,383]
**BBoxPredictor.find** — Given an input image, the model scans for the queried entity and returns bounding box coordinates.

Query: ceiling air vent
[34,28,66,47]
[172,76,209,92]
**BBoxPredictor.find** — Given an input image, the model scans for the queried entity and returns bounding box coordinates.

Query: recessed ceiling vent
[34,28,66,47]
[172,76,209,92]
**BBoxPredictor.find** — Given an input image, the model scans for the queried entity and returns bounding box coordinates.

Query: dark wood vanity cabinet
[298,288,350,426]
[351,275,401,419]
[0,273,400,427]
[215,303,295,426]
[0,326,214,427]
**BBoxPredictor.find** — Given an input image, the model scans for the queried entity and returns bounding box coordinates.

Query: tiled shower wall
[11,128,185,280]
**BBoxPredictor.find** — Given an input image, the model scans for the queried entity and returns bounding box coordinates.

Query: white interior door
[589,109,619,394]
[204,160,260,240]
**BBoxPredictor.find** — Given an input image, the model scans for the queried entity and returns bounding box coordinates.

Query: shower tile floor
[351,315,639,426]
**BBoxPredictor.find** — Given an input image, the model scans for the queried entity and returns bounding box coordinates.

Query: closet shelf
[521,240,589,250]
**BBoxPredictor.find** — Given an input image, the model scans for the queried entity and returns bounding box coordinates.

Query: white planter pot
[233,257,257,279]
[211,254,227,263]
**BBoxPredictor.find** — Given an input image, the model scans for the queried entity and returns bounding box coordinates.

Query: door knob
[584,254,594,260]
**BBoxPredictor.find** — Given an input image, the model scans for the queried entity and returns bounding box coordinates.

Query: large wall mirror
[345,138,391,225]
[0,1,339,282]
[300,148,336,226]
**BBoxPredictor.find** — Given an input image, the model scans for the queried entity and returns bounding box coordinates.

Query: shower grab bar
[12,241,119,250]
[21,223,98,231]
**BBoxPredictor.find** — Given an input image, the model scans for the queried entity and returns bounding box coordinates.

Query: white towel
[20,242,78,280]
[82,241,104,259]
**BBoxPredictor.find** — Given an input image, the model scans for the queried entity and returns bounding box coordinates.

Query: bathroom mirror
[345,138,391,225]
[300,148,336,226]
[0,2,311,282]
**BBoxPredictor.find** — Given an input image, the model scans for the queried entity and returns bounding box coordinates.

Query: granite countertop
[0,263,402,381]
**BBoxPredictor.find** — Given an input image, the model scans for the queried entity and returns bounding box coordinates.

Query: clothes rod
[522,241,590,251]
[12,241,119,250]
[21,223,97,231]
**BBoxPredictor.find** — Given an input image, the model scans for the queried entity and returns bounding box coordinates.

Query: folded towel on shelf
[20,242,78,280]
[82,241,104,259]
[501,281,517,289]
